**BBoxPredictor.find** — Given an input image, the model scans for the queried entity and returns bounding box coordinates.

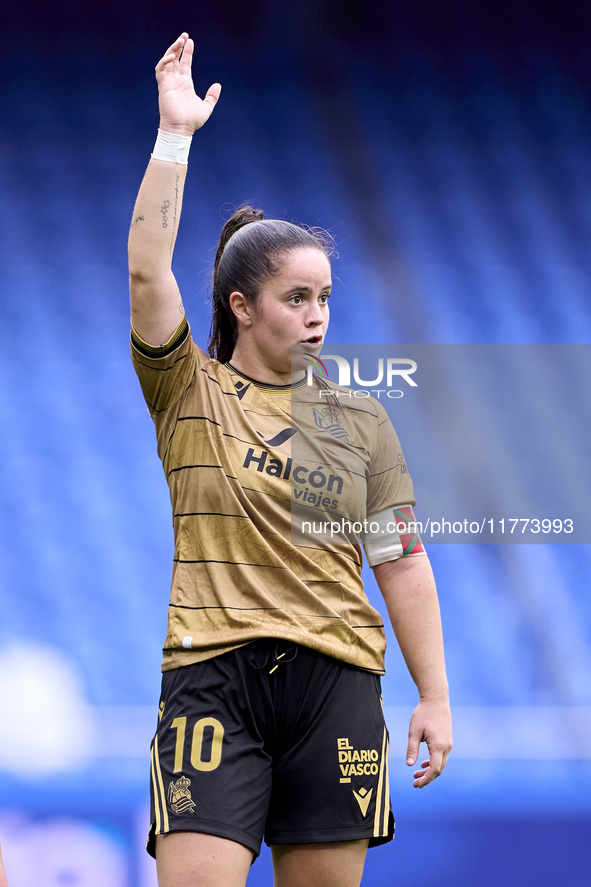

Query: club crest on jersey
[312,407,350,442]
[167,775,196,814]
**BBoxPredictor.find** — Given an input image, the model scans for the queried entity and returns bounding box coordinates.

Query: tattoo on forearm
[170,174,180,255]
[161,199,170,228]
[130,214,145,229]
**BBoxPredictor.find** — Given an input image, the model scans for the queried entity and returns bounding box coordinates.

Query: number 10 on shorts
[171,717,224,773]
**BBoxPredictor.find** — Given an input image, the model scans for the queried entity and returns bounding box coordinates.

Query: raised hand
[156,33,221,137]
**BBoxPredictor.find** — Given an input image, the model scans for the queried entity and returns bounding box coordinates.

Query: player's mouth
[303,336,322,346]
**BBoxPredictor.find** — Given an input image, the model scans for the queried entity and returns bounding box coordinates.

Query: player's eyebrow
[283,283,332,293]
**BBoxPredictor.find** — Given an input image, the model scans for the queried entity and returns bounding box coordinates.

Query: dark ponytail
[208,205,334,363]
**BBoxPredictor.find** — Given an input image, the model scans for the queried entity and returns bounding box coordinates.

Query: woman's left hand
[406,696,453,787]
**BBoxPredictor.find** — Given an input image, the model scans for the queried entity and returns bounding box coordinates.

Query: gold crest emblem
[312,406,350,442]
[167,775,196,814]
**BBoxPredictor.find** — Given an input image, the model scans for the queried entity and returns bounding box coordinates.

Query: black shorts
[148,639,394,859]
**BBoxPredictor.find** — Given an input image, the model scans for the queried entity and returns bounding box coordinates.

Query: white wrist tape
[151,129,193,164]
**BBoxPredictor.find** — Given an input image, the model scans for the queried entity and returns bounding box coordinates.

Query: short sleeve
[366,401,415,514]
[130,319,205,413]
[362,403,425,566]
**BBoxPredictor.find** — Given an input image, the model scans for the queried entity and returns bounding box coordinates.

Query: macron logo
[256,428,297,447]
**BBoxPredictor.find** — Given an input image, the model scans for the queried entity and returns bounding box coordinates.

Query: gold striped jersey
[131,320,416,674]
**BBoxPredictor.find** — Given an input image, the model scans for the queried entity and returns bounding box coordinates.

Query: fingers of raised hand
[179,37,194,72]
[165,32,188,57]
[156,33,188,75]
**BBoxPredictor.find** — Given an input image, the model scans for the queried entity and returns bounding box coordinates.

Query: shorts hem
[265,816,394,848]
[147,817,262,861]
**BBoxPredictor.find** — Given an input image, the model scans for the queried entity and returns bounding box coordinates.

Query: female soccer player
[128,32,452,887]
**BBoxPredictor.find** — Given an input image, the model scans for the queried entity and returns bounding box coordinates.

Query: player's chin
[289,346,310,373]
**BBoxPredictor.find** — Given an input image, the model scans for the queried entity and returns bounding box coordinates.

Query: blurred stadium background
[1,1,590,884]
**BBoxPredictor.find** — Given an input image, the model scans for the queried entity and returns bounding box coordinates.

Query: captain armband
[361,504,425,567]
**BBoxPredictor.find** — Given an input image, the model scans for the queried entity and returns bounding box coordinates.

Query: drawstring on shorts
[249,641,299,675]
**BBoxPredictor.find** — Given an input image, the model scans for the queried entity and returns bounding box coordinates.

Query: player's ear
[229,291,253,328]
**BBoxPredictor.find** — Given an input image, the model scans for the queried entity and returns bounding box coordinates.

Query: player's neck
[229,343,304,387]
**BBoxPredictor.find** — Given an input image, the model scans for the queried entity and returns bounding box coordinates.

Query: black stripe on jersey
[177,414,222,427]
[334,405,377,418]
[173,558,289,568]
[173,416,300,460]
[131,319,189,358]
[310,440,370,456]
[165,474,288,503]
[305,580,341,584]
[133,353,188,373]
[350,624,384,628]
[174,512,250,519]
[162,428,177,462]
[169,604,349,620]
[198,367,240,396]
[167,464,235,477]
[243,408,292,419]
[293,402,380,419]
[295,614,343,619]
[150,382,194,415]
[168,418,249,455]
[322,466,366,481]
[296,543,362,567]
[169,604,282,611]
[225,362,309,393]
[293,504,361,524]
[174,416,298,457]
[168,520,362,567]
[350,406,379,417]
[368,466,404,479]
[239,485,288,503]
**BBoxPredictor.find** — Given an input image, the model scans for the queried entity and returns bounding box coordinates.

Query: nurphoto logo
[303,353,418,398]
